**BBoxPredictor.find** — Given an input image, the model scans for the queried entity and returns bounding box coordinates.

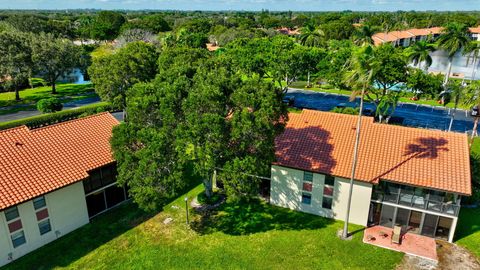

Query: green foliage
[89,41,159,109]
[89,11,126,41]
[0,103,114,131]
[331,107,359,115]
[111,48,286,210]
[405,41,436,71]
[406,68,443,99]
[437,23,470,58]
[197,190,222,205]
[320,19,356,41]
[0,30,33,100]
[36,97,63,113]
[31,33,82,94]
[122,14,171,33]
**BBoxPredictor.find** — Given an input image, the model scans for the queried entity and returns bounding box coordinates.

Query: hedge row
[0,103,117,131]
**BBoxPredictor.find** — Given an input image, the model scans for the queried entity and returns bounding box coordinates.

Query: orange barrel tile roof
[406,28,432,36]
[0,113,119,210]
[274,110,471,195]
[389,30,415,39]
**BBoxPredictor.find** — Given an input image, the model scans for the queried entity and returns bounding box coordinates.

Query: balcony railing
[372,182,460,216]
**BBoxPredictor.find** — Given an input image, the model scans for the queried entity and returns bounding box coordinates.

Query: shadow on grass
[191,198,335,236]
[3,169,202,270]
[454,207,480,242]
[2,202,153,270]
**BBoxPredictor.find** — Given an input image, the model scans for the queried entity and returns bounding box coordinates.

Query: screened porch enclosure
[368,181,459,242]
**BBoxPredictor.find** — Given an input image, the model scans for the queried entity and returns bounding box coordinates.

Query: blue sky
[1,0,479,11]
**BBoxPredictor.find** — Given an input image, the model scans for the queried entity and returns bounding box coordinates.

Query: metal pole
[184,197,189,225]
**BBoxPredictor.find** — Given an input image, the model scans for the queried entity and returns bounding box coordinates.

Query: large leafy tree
[112,49,286,210]
[405,41,437,71]
[90,11,126,41]
[31,33,82,94]
[437,23,470,85]
[0,31,33,100]
[88,41,159,109]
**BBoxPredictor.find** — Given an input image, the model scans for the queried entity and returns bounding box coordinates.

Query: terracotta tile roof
[372,32,399,42]
[389,30,415,39]
[275,110,471,195]
[406,28,431,36]
[427,27,443,34]
[0,113,119,210]
[469,27,480,34]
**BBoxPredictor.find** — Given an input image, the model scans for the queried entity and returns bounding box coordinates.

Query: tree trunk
[14,84,20,101]
[444,59,453,85]
[342,85,366,239]
[203,175,213,199]
[307,71,311,87]
[471,55,478,81]
[51,82,57,94]
[448,104,457,132]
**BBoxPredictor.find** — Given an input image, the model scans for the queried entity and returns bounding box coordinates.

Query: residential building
[0,113,125,267]
[372,26,480,47]
[270,110,471,243]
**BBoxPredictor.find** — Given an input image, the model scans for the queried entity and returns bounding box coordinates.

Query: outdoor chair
[391,226,402,245]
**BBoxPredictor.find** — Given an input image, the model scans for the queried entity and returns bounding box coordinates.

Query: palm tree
[352,25,376,47]
[298,22,324,47]
[341,45,379,239]
[437,23,470,85]
[462,81,480,142]
[405,41,436,72]
[445,81,464,131]
[463,41,480,81]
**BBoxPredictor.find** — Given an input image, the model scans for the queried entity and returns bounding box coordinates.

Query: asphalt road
[286,88,478,134]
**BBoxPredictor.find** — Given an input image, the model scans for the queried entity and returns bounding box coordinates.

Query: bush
[0,103,116,131]
[29,78,47,88]
[37,98,63,113]
[331,107,359,115]
[197,191,222,205]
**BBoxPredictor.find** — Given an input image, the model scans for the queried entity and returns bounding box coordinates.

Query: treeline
[0,10,479,42]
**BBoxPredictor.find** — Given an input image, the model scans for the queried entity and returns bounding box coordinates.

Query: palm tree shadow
[372,137,449,181]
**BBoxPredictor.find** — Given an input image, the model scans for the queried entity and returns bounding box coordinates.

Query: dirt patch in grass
[436,241,480,270]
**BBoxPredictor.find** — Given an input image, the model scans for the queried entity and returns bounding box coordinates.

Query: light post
[184,197,189,225]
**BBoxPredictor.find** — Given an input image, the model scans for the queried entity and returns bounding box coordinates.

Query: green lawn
[0,83,97,115]
[455,208,480,258]
[3,185,403,270]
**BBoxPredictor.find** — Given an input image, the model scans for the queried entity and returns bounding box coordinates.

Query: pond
[57,68,90,84]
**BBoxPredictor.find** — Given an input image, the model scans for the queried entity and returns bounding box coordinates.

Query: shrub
[0,103,116,131]
[37,98,63,113]
[331,107,359,115]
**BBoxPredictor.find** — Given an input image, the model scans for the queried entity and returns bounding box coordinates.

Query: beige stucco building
[271,110,471,243]
[0,113,128,267]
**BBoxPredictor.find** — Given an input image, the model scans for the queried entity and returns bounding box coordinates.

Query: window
[322,176,335,209]
[324,175,335,186]
[38,219,51,235]
[302,182,313,192]
[322,197,333,209]
[301,193,312,205]
[303,171,313,182]
[4,206,19,222]
[11,230,26,248]
[33,196,46,210]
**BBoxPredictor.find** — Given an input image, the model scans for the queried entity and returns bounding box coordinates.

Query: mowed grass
[0,84,97,113]
[456,207,480,258]
[3,185,403,270]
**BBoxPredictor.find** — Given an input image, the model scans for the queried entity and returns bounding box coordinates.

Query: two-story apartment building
[270,110,471,243]
[0,113,126,267]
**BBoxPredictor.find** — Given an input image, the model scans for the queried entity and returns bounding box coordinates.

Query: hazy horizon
[0,0,479,12]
